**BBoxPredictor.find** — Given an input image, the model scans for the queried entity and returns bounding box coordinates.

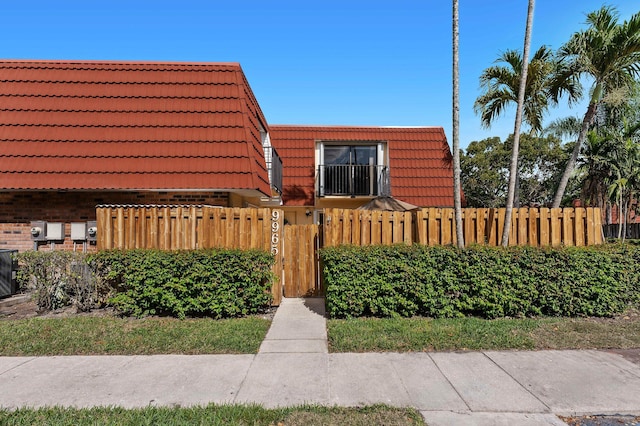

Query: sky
[2,1,638,150]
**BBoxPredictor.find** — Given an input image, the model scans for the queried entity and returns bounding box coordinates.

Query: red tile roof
[0,60,271,195]
[269,125,455,207]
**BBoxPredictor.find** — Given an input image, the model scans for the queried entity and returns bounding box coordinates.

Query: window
[317,142,388,197]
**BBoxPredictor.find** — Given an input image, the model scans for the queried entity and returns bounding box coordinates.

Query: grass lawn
[328,312,640,352]
[3,308,639,356]
[0,404,424,426]
[0,316,270,356]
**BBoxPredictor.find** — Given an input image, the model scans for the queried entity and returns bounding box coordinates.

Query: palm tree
[578,130,614,211]
[551,6,640,207]
[452,0,464,249]
[546,116,610,210]
[501,0,535,247]
[545,116,582,140]
[475,47,580,135]
[601,121,640,240]
[474,31,579,228]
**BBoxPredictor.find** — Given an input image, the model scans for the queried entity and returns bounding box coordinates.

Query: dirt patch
[0,293,116,320]
[560,414,640,425]
[0,292,277,321]
[0,294,41,319]
[604,348,640,366]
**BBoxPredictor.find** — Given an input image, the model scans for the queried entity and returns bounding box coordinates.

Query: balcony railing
[265,147,283,194]
[318,164,389,197]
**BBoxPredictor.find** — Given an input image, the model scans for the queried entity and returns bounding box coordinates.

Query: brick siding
[0,191,229,252]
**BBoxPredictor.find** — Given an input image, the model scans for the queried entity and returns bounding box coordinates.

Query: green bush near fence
[17,249,275,319]
[321,244,640,319]
[89,249,275,319]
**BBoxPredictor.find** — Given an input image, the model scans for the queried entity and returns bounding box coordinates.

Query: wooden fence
[323,208,414,247]
[95,205,606,304]
[96,205,284,305]
[323,207,603,247]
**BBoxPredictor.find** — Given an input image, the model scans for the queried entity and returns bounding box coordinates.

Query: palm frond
[544,116,582,140]
[474,88,513,129]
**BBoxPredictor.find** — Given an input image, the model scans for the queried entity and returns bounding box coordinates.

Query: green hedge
[89,249,275,319]
[17,249,275,319]
[321,244,640,319]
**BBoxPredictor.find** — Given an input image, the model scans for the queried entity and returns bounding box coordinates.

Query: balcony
[318,164,389,197]
[265,147,283,194]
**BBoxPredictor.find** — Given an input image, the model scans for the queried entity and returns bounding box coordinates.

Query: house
[0,59,455,251]
[269,125,455,225]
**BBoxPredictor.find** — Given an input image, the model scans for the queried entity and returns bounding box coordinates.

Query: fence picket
[593,209,604,244]
[528,208,538,246]
[550,208,562,247]
[563,208,573,246]
[321,207,604,248]
[574,208,585,247]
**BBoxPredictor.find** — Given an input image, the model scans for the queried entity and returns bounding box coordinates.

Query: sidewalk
[1,298,640,425]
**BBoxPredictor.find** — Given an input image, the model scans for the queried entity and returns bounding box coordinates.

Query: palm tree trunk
[502,0,534,247]
[452,0,464,249]
[616,191,623,239]
[622,197,628,243]
[514,162,520,208]
[552,102,598,207]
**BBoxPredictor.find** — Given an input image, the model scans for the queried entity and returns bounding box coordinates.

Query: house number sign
[271,210,280,255]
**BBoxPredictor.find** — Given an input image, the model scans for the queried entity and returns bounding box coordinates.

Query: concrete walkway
[1,298,640,426]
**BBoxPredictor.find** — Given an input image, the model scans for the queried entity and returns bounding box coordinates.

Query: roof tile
[0,60,270,194]
[270,125,455,207]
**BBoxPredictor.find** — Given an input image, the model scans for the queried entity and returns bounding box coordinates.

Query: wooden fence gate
[283,224,321,297]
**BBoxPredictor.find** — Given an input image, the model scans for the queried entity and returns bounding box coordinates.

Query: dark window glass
[323,145,378,196]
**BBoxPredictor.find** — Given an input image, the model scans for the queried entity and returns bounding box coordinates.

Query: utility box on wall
[86,221,97,242]
[30,221,47,241]
[46,222,64,241]
[71,222,87,241]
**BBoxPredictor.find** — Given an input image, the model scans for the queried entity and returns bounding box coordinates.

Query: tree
[551,6,640,207]
[474,42,581,136]
[599,120,640,240]
[461,134,567,208]
[475,46,571,134]
[452,0,464,249]
[461,137,509,207]
[577,130,614,211]
[517,133,570,204]
[545,116,600,208]
[473,2,579,242]
[545,116,582,140]
[502,0,535,247]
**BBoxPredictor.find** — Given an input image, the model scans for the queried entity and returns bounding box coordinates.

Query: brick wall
[609,202,639,225]
[0,191,229,252]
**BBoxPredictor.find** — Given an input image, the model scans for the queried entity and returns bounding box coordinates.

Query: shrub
[88,249,275,319]
[321,243,640,319]
[17,251,109,312]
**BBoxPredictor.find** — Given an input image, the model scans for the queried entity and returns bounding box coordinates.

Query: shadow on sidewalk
[302,297,327,318]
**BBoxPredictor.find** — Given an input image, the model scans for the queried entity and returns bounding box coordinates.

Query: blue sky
[2,1,638,149]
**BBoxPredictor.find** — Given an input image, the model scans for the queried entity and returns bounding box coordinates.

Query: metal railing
[603,223,640,239]
[265,147,283,194]
[317,164,389,197]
